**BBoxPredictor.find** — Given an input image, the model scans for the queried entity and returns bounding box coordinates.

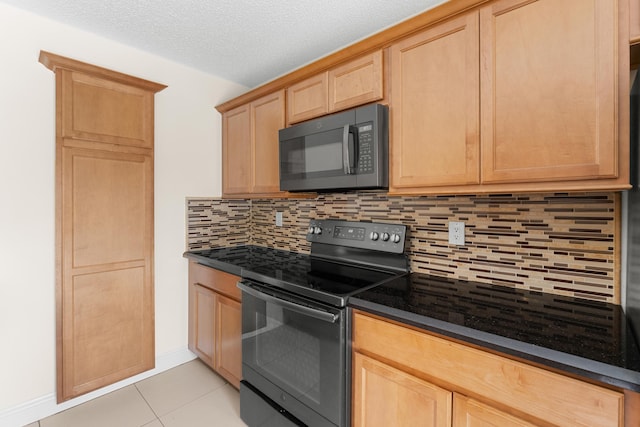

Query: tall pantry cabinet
[39,51,166,402]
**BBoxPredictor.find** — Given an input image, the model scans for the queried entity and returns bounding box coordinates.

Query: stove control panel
[306,219,407,253]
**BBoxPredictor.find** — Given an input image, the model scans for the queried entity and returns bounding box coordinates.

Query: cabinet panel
[632,0,640,44]
[60,147,154,401]
[65,267,150,397]
[480,0,617,183]
[69,150,149,267]
[215,294,242,388]
[390,13,480,190]
[453,394,537,427]
[353,352,452,427]
[252,90,285,194]
[287,73,328,124]
[329,51,383,113]
[222,104,252,195]
[190,284,216,367]
[61,70,154,149]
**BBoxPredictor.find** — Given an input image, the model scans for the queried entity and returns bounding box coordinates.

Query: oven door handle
[237,281,340,324]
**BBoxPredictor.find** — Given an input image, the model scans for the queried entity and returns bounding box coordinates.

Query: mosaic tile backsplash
[186,192,619,303]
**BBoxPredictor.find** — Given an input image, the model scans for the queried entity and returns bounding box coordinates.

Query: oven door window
[242,284,344,425]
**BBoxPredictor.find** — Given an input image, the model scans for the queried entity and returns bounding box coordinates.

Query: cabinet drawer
[352,311,623,427]
[189,262,241,300]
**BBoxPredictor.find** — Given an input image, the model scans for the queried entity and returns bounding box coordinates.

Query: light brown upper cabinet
[287,50,384,124]
[287,73,328,124]
[480,0,617,185]
[631,0,640,44]
[328,51,384,113]
[390,13,480,191]
[389,0,628,195]
[222,90,286,197]
[222,103,252,195]
[39,51,165,402]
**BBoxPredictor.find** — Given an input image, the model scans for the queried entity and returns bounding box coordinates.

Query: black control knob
[391,233,401,243]
[381,232,390,241]
[370,231,379,241]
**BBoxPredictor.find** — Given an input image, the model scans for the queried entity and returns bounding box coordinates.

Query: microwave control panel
[357,122,374,174]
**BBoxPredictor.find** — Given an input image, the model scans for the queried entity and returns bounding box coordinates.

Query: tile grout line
[133,367,230,425]
[133,383,164,427]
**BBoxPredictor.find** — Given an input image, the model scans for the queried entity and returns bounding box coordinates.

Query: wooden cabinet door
[215,294,242,388]
[390,12,480,191]
[632,0,640,44]
[59,68,159,149]
[251,90,285,194]
[222,104,252,195]
[453,394,537,427]
[60,147,154,401]
[329,51,383,113]
[352,352,452,427]
[287,73,328,124]
[188,262,242,386]
[480,0,617,184]
[189,283,216,368]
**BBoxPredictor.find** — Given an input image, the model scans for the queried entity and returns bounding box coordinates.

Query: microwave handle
[342,125,358,174]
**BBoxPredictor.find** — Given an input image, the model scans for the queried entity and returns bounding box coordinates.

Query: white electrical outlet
[275,211,283,227]
[449,221,465,245]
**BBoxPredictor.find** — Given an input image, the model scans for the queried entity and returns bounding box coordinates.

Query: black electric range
[237,219,410,427]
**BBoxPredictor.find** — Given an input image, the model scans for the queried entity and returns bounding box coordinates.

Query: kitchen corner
[184,189,640,426]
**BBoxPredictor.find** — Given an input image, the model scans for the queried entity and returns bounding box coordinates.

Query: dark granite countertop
[349,273,640,392]
[183,245,304,276]
[183,246,640,392]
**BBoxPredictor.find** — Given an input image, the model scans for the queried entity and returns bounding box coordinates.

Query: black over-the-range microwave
[279,103,388,192]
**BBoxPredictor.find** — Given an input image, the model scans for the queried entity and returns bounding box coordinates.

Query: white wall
[0,2,247,422]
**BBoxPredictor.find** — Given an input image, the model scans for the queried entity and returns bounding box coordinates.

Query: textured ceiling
[1,0,447,88]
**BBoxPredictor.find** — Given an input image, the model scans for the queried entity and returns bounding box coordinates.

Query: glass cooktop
[185,245,304,276]
[243,255,405,307]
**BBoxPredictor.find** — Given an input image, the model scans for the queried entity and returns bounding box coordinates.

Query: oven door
[238,279,346,427]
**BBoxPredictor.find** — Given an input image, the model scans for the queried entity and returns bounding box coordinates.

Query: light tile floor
[25,359,246,427]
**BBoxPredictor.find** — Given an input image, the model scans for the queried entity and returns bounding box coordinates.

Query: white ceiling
[2,0,447,88]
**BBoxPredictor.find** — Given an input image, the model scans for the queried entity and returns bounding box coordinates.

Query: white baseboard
[0,347,197,427]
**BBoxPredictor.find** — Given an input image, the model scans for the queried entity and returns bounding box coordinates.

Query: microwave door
[280,129,357,191]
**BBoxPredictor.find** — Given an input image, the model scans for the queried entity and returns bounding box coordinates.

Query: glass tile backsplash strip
[186,192,618,303]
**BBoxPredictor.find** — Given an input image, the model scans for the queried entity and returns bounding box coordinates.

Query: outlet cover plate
[275,211,283,227]
[449,221,465,245]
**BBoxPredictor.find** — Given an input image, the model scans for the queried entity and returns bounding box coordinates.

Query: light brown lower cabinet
[452,394,536,427]
[352,310,633,427]
[188,262,242,388]
[352,352,452,427]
